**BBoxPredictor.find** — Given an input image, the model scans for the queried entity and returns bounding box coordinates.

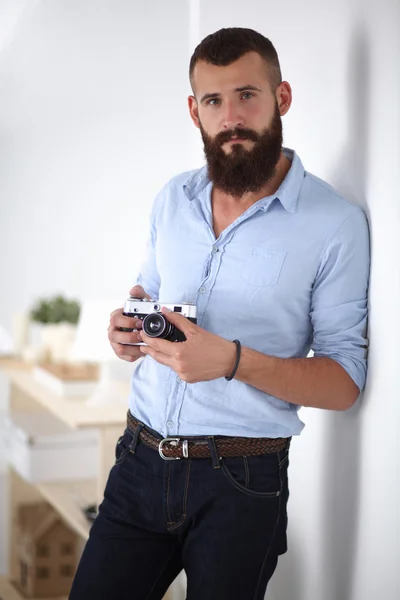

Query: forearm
[234,347,360,410]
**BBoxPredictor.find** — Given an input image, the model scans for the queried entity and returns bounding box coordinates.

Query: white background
[0,1,399,599]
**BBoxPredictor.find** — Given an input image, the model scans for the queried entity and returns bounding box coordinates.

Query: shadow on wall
[320,23,371,600]
[267,23,371,600]
[266,525,305,600]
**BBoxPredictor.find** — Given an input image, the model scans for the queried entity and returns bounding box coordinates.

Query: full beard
[200,102,283,197]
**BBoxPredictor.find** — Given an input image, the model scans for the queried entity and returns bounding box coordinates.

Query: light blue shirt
[129,148,370,438]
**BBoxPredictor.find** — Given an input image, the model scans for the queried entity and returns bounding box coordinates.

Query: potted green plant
[30,295,81,363]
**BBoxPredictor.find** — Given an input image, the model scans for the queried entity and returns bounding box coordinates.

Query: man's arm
[234,352,359,410]
[138,314,360,409]
[236,208,370,410]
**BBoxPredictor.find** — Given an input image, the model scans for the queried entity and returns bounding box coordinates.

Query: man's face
[189,52,283,196]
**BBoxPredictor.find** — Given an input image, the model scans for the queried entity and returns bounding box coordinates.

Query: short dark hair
[189,27,282,93]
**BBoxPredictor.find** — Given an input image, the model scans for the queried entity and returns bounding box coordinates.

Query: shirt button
[167,420,174,428]
[212,246,219,253]
[199,287,206,294]
[177,376,182,383]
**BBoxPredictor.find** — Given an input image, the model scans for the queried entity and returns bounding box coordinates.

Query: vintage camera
[121,297,197,344]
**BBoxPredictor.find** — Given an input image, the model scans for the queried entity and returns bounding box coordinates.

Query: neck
[212,151,291,208]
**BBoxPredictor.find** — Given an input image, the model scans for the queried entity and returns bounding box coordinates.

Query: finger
[110,342,143,361]
[161,307,198,336]
[140,345,175,368]
[110,307,124,319]
[119,354,138,362]
[109,328,143,345]
[140,330,178,356]
[110,313,143,330]
[129,285,152,300]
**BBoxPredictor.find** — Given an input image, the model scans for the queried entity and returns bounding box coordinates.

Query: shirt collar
[183,147,305,213]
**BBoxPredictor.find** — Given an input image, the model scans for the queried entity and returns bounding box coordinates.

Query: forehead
[192,51,270,96]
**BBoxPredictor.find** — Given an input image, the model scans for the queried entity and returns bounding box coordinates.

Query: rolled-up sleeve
[310,208,370,391]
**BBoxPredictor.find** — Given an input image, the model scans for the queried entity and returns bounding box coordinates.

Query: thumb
[129,284,152,300]
[161,306,197,335]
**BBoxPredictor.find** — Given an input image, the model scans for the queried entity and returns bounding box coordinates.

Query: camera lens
[143,313,174,339]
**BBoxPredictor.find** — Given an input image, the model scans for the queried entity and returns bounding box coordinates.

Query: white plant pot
[29,322,45,348]
[40,323,77,363]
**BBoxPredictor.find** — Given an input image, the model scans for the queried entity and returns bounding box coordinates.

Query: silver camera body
[121,297,197,345]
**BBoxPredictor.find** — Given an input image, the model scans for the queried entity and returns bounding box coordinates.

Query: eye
[207,98,221,106]
[241,92,254,100]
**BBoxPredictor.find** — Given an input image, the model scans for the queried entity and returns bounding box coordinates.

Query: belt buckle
[158,437,189,460]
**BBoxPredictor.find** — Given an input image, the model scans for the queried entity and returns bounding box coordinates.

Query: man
[69,28,370,600]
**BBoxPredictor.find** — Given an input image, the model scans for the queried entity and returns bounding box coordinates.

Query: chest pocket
[241,246,287,286]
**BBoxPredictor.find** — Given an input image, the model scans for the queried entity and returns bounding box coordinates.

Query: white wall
[0,0,193,333]
[1,0,399,598]
[194,1,400,599]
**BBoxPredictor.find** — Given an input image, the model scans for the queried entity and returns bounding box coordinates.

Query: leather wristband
[225,339,241,381]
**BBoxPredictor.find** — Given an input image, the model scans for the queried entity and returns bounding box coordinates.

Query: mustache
[214,127,259,146]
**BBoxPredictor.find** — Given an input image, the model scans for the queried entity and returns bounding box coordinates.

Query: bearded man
[70,27,370,600]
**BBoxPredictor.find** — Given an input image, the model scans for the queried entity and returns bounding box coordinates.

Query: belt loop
[129,423,144,454]
[207,436,221,469]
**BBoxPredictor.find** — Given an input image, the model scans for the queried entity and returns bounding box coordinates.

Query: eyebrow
[199,85,262,104]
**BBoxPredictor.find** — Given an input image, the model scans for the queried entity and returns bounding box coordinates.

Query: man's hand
[139,307,237,383]
[107,285,151,362]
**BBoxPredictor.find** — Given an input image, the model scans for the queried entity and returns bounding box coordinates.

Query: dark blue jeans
[69,418,290,600]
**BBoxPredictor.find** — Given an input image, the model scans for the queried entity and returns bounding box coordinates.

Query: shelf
[36,479,96,540]
[0,358,31,371]
[0,359,145,597]
[0,576,22,600]
[10,468,95,541]
[0,361,129,429]
[0,576,67,600]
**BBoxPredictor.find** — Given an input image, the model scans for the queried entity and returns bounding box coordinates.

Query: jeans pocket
[278,448,289,468]
[114,429,132,465]
[221,454,282,499]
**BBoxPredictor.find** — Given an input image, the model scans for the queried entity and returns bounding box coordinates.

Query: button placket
[164,370,185,436]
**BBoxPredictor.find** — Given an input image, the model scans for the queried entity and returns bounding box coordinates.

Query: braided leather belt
[127,412,290,461]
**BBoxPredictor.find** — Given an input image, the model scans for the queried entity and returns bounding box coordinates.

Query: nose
[221,100,244,130]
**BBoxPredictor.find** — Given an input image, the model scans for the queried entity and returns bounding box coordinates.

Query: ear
[276,81,292,116]
[188,95,201,129]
